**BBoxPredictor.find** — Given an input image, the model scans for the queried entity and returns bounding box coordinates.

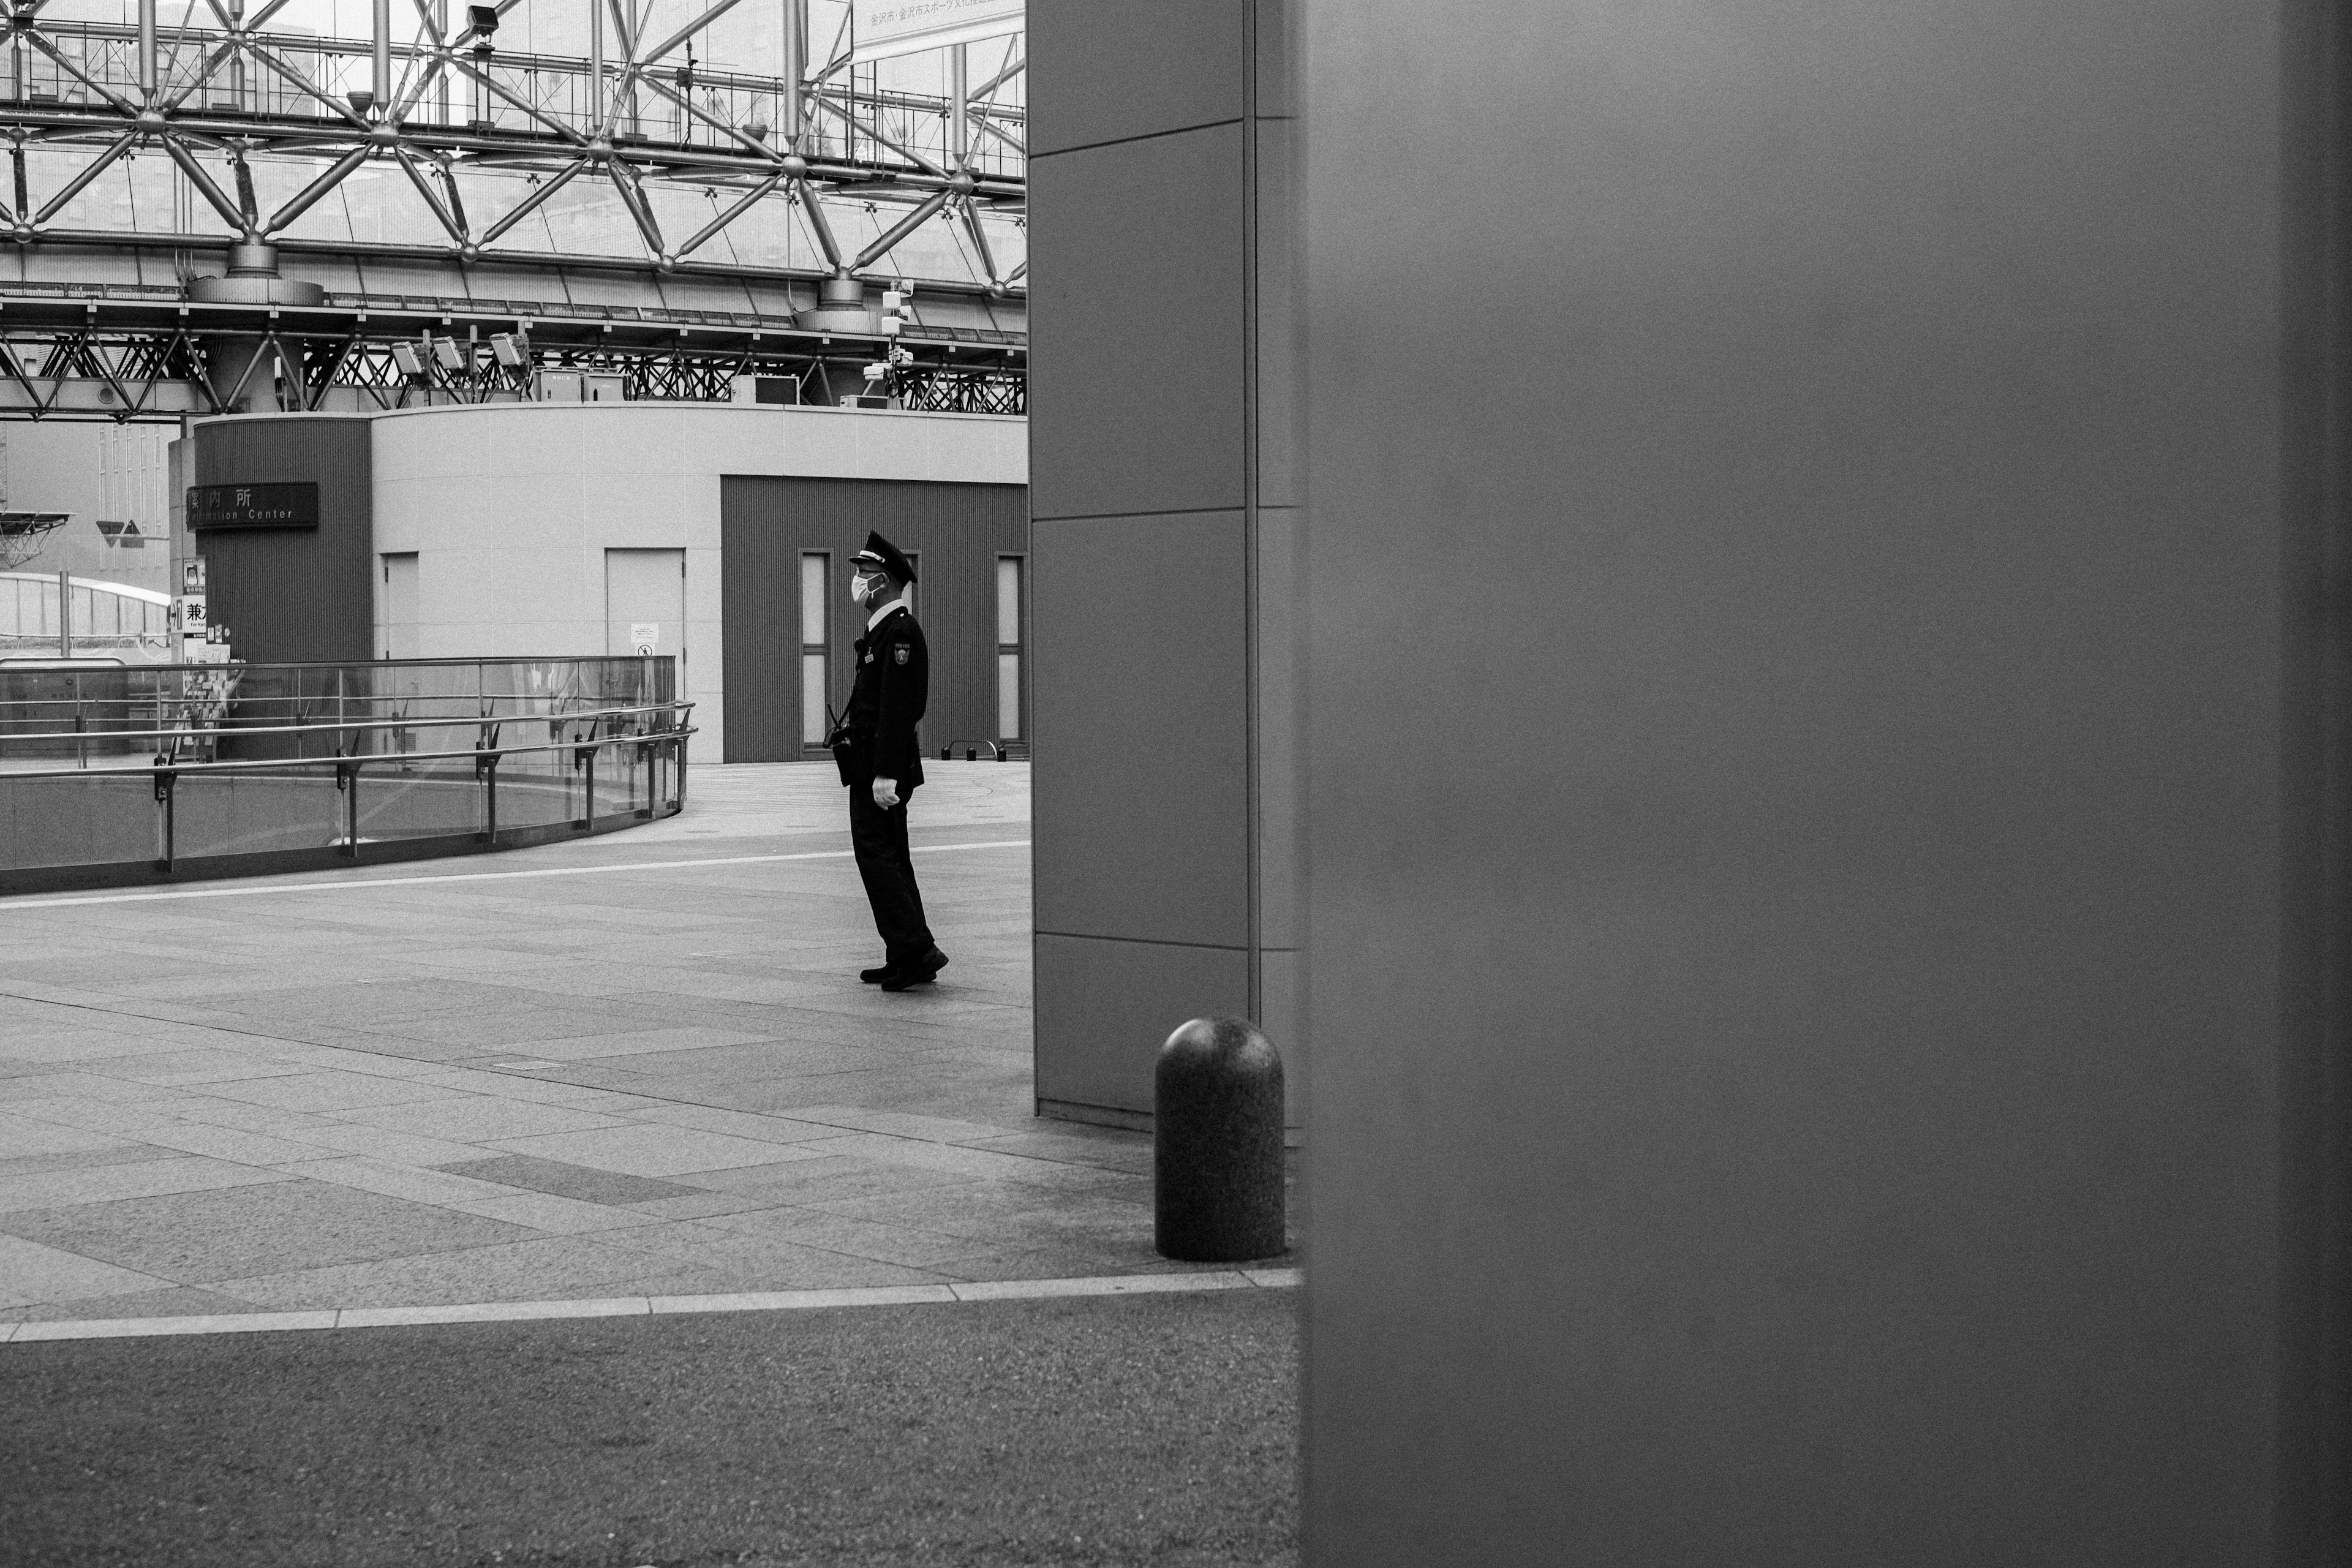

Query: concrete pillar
[1027,1,1299,1129]
[1296,1,2351,1563]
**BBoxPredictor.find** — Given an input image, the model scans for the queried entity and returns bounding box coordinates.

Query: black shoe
[880,949,948,992]
[859,964,894,984]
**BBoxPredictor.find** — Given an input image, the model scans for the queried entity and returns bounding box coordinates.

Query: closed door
[380,553,419,660]
[997,554,1024,740]
[605,549,685,668]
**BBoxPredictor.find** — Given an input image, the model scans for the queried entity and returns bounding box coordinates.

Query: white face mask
[850,571,881,605]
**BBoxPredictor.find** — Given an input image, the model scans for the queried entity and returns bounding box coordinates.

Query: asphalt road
[1,1290,1298,1568]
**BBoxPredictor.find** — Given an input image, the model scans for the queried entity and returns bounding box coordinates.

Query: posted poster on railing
[850,0,1022,63]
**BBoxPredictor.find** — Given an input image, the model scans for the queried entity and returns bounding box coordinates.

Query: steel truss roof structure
[0,0,1027,420]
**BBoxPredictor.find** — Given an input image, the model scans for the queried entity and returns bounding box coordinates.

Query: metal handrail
[0,699,690,750]
[0,722,692,784]
[6,722,696,876]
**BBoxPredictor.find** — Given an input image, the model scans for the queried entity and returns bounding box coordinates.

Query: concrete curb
[2,1267,1302,1343]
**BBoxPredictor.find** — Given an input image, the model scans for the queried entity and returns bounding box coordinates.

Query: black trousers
[847,781,935,965]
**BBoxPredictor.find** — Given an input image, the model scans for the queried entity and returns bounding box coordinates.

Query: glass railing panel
[353,756,487,843]
[171,770,351,859]
[0,772,158,871]
[491,744,582,834]
[0,657,690,888]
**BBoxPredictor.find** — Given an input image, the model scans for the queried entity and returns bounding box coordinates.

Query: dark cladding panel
[187,417,374,666]
[720,477,1027,765]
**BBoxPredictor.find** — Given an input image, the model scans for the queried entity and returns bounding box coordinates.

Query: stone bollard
[1155,1016,1286,1262]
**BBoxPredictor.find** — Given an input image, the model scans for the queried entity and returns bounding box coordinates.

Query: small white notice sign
[630,622,660,655]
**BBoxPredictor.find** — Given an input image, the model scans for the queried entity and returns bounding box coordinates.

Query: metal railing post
[336,755,360,856]
[152,763,175,871]
[476,745,498,843]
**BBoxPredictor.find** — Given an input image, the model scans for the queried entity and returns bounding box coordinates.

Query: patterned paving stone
[0,764,1258,1320]
[432,1154,704,1207]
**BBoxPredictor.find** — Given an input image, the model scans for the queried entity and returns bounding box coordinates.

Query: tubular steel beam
[782,0,803,148]
[631,70,785,165]
[589,0,605,126]
[638,0,744,70]
[475,155,588,244]
[794,175,844,272]
[20,31,141,117]
[850,186,950,271]
[394,146,466,242]
[675,170,780,258]
[372,0,391,110]
[241,40,377,129]
[136,0,156,99]
[0,9,1025,300]
[950,43,966,167]
[263,144,373,235]
[604,156,665,256]
[970,53,1022,101]
[159,135,253,235]
[30,132,134,227]
[960,198,999,286]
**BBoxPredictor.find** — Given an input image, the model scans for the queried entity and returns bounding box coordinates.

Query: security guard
[835,531,948,990]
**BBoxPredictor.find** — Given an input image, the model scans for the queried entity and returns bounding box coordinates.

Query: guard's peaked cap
[852,530,916,584]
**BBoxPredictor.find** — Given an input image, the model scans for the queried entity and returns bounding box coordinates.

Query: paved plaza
[0,763,1268,1325]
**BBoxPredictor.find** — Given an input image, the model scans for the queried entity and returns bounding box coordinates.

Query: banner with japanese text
[850,0,1022,64]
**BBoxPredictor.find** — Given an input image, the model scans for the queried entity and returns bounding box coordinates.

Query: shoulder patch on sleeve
[894,644,910,665]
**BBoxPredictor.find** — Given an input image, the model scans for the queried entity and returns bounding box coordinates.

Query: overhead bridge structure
[0,0,1027,419]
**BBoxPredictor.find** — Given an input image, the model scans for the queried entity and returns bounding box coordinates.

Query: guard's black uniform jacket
[842,603,927,789]
[841,600,936,970]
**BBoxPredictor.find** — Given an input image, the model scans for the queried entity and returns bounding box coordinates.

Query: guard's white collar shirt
[865,594,910,632]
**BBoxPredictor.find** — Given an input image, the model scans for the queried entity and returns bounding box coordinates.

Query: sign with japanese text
[850,0,1020,62]
[187,483,319,530]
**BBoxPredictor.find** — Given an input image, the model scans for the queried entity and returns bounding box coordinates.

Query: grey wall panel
[1031,511,1250,948]
[1254,504,1300,952]
[1028,124,1247,522]
[1300,0,2345,1563]
[1034,932,1248,1116]
[189,416,375,667]
[718,478,1027,764]
[1255,114,1300,512]
[1027,0,1245,156]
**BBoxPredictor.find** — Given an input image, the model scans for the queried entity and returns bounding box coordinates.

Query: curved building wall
[188,403,1027,761]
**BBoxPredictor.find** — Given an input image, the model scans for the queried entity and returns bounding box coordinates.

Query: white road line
[1,1268,1300,1343]
[1,839,1034,911]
